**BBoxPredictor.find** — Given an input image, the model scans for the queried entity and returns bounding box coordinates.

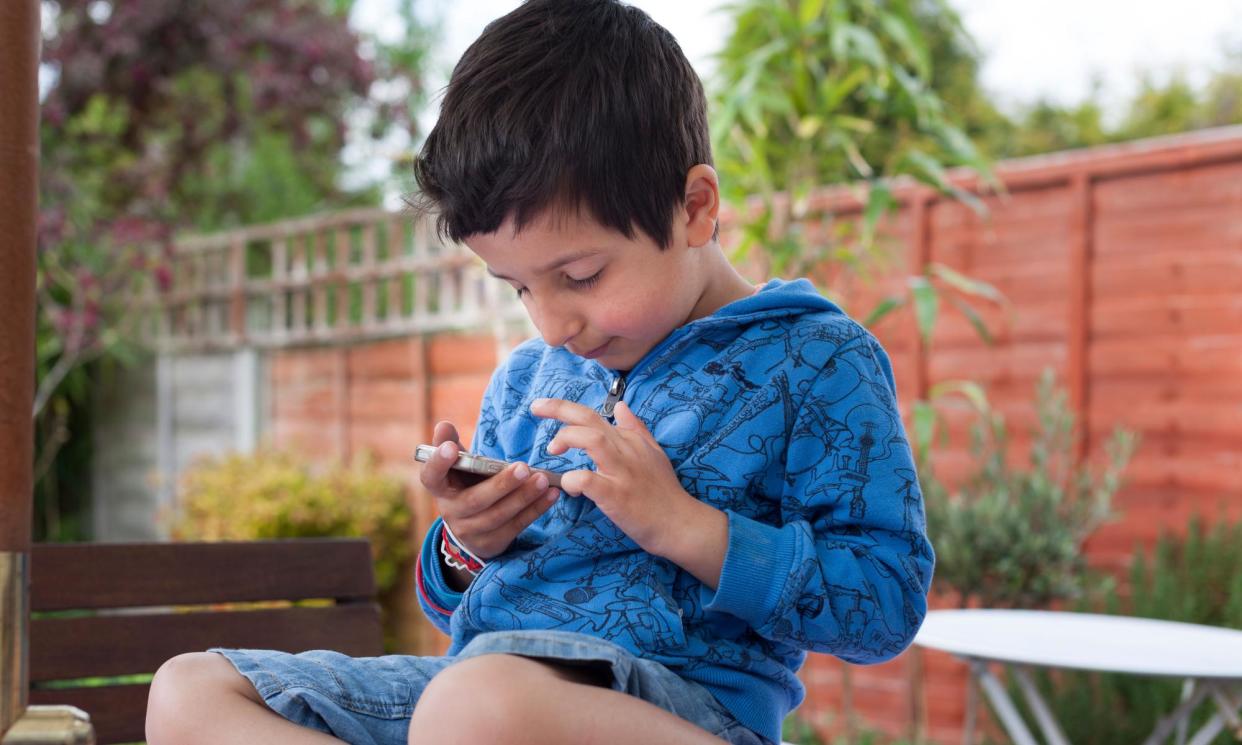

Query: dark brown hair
[411,0,712,249]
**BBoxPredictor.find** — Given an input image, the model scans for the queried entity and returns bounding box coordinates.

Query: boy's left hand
[530,397,695,557]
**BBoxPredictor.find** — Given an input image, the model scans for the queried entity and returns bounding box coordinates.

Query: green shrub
[172,448,412,593]
[923,370,1137,608]
[1036,515,1242,745]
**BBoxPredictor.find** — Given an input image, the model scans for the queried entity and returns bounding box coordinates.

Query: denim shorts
[212,630,771,745]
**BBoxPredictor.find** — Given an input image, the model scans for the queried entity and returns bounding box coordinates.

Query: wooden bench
[28,539,384,745]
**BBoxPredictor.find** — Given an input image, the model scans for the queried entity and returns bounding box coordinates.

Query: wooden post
[1067,172,1093,463]
[906,190,934,743]
[0,0,40,735]
[910,191,933,400]
[1,9,98,739]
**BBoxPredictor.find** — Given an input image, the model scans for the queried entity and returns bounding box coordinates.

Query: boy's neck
[685,246,757,323]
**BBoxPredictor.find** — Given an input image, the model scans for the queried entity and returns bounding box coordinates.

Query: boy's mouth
[577,339,612,360]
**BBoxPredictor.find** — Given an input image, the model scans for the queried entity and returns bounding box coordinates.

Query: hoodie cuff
[418,518,464,615]
[702,511,798,628]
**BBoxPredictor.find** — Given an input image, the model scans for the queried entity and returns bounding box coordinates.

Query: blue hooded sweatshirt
[417,278,934,742]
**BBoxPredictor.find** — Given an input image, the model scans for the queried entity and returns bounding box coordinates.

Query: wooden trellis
[151,208,528,351]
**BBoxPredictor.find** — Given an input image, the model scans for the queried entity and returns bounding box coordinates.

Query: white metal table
[914,609,1242,745]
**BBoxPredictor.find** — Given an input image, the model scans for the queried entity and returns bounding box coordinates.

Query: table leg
[1184,716,1223,745]
[1011,665,1071,745]
[1209,685,1240,738]
[970,659,1040,745]
[962,671,978,745]
[1141,684,1212,745]
[1175,679,1194,745]
[1182,682,1241,745]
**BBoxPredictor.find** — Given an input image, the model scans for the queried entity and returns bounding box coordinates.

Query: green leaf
[795,115,824,139]
[842,24,887,69]
[879,11,930,80]
[862,294,904,327]
[947,294,994,345]
[929,262,1006,303]
[901,148,950,188]
[903,149,987,215]
[908,275,939,345]
[928,379,990,412]
[829,114,876,134]
[820,67,869,113]
[912,400,937,465]
[798,0,827,26]
[862,180,896,244]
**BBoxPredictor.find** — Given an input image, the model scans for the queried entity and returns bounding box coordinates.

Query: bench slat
[32,540,377,611]
[31,603,384,682]
[30,684,149,745]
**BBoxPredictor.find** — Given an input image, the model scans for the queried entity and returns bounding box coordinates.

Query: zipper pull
[600,373,627,422]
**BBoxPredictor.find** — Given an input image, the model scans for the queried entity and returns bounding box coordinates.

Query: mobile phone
[413,445,562,488]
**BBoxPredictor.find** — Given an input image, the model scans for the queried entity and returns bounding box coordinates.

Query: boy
[145,1,933,744]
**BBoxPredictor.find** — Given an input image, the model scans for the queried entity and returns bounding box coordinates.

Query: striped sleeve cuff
[416,518,463,617]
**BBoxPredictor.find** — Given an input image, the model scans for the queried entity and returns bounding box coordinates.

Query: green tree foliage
[711,0,1006,362]
[977,51,1242,159]
[35,0,428,540]
[711,0,997,278]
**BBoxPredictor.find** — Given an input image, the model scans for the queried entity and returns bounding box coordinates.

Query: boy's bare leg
[408,653,729,745]
[146,652,344,745]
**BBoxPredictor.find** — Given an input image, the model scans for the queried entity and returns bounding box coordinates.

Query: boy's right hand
[419,420,560,565]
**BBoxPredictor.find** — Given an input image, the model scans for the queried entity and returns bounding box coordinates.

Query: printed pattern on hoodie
[416,279,934,742]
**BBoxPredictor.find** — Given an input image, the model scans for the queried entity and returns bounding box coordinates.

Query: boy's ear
[683,164,720,248]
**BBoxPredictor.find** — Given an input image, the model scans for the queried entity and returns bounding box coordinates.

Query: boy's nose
[533,305,583,349]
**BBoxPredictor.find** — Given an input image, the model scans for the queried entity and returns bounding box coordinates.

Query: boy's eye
[568,269,603,289]
[513,286,528,298]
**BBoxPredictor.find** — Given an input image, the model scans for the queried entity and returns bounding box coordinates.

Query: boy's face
[464,207,710,371]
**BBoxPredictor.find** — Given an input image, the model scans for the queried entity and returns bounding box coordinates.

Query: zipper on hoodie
[600,373,627,422]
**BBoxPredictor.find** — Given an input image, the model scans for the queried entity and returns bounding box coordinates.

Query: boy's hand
[419,421,560,564]
[530,398,710,559]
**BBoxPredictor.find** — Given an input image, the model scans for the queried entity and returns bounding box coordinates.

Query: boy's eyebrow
[484,250,602,281]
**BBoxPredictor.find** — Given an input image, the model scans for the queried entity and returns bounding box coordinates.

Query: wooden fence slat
[414,219,431,321]
[273,236,288,341]
[387,218,407,328]
[362,223,377,332]
[314,229,331,336]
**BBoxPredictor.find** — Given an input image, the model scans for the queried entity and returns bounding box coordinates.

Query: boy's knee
[409,655,545,744]
[146,652,252,744]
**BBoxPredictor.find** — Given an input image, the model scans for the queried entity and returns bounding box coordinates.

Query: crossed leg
[147,651,730,745]
[146,652,342,745]
[408,653,729,745]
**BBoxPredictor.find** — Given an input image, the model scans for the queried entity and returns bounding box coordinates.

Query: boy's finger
[457,460,535,515]
[529,398,607,428]
[546,424,611,458]
[501,486,562,536]
[558,468,601,498]
[465,472,553,532]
